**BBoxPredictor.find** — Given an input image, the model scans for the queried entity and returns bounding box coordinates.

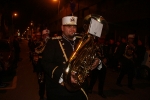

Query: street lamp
[30,21,33,26]
[53,0,60,15]
[12,13,18,35]
[14,13,17,17]
[27,27,30,39]
[30,21,34,36]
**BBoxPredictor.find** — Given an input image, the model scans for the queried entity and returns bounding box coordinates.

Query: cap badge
[70,17,75,22]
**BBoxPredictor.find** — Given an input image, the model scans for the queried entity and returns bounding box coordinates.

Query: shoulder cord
[81,88,88,100]
[58,39,88,100]
[58,40,68,62]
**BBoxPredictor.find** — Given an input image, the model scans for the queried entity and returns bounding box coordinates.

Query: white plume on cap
[42,29,50,35]
[62,16,77,25]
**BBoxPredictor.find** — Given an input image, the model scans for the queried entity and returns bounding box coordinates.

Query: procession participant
[31,32,42,72]
[35,28,50,100]
[41,15,101,100]
[116,34,136,90]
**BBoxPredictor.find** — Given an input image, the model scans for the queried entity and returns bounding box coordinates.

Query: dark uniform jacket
[41,36,87,100]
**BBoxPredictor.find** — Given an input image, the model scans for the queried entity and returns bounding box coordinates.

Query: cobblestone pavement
[0,39,150,100]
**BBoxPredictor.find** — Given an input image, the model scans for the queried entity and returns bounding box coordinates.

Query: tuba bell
[63,14,109,91]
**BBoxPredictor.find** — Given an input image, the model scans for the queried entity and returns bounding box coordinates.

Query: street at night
[0,39,150,100]
[0,0,150,100]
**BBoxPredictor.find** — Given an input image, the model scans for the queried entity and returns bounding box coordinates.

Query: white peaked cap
[42,29,50,35]
[62,16,77,25]
[128,34,135,38]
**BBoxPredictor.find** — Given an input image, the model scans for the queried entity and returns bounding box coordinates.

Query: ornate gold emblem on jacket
[35,41,46,54]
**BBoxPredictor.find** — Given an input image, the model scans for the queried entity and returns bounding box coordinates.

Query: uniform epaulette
[52,36,62,40]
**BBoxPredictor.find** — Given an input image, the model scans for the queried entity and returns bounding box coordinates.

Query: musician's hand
[91,58,100,70]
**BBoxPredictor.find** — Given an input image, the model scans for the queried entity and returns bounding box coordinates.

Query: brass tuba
[63,14,109,91]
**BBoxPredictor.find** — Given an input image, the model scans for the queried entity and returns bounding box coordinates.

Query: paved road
[0,39,150,100]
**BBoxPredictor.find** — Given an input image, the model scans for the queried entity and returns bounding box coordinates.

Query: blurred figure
[28,34,36,61]
[30,32,42,72]
[117,38,127,58]
[135,40,146,79]
[116,34,136,90]
[116,38,127,70]
[141,46,150,80]
[112,41,121,71]
[107,39,116,69]
[42,28,50,42]
[35,28,50,100]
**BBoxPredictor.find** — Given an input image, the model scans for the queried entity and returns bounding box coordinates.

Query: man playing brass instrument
[41,15,101,100]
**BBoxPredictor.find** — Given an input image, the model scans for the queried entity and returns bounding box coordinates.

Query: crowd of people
[27,14,150,100]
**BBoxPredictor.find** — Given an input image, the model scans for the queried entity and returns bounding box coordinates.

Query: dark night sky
[0,0,68,32]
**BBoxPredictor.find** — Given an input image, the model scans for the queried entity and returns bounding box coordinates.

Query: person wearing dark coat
[35,29,50,100]
[116,34,136,90]
[30,32,42,72]
[135,40,146,79]
[41,15,101,100]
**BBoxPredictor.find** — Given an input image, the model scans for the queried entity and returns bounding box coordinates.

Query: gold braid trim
[81,88,88,100]
[58,40,68,62]
[51,66,58,78]
[52,36,62,40]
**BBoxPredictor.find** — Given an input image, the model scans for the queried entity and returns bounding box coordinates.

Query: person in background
[30,32,42,72]
[35,28,50,100]
[141,46,150,80]
[112,41,121,71]
[116,34,136,90]
[28,34,36,61]
[107,39,116,69]
[135,40,146,79]
[116,37,127,71]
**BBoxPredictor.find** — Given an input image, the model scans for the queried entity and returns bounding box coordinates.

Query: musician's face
[61,25,77,40]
